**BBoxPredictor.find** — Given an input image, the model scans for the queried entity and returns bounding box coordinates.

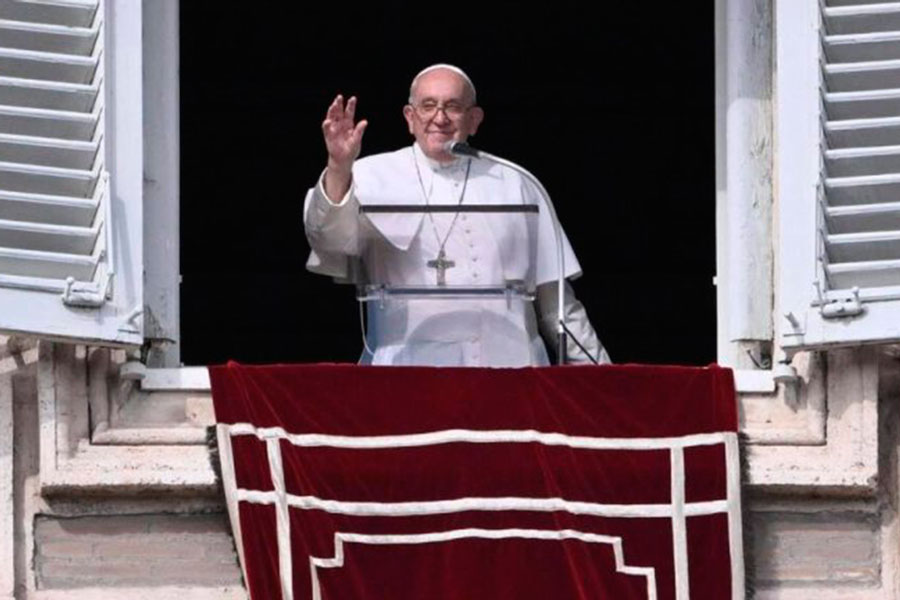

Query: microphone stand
[447,142,568,364]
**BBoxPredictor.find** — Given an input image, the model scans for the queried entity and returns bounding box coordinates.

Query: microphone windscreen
[445,141,480,157]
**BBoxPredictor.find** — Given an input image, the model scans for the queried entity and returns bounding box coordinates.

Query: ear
[402,105,416,135]
[468,106,485,136]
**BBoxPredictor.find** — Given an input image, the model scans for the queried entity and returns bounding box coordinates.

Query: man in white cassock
[304,64,610,367]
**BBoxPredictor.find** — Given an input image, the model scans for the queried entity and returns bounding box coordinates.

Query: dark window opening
[179,5,715,366]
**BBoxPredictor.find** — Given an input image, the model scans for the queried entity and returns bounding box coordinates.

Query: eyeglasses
[411,100,472,120]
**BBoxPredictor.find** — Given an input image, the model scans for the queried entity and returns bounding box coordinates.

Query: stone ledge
[29,586,246,600]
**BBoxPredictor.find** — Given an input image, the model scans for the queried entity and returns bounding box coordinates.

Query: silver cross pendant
[426,249,455,286]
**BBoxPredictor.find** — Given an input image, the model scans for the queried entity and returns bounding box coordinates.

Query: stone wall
[34,514,241,589]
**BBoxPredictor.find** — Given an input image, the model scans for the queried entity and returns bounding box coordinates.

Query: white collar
[413,143,466,174]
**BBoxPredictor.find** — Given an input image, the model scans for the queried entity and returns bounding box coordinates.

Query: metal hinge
[61,272,112,308]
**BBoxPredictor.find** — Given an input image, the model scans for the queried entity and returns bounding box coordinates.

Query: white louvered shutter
[0,0,143,345]
[778,0,900,349]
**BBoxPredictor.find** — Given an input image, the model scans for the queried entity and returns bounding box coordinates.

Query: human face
[403,69,484,162]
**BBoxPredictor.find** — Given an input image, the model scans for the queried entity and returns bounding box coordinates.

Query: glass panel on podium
[354,202,542,365]
[356,203,539,302]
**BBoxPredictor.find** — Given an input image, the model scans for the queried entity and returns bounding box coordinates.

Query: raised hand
[322,94,368,174]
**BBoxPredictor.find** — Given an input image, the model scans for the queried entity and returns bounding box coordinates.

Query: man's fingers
[354,119,368,140]
[325,94,344,122]
[346,96,357,122]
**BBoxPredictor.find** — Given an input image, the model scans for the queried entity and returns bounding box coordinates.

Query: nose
[433,107,451,125]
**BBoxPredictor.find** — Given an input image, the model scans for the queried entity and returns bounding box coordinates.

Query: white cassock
[304,144,610,367]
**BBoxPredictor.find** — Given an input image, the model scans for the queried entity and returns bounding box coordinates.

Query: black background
[179,5,715,366]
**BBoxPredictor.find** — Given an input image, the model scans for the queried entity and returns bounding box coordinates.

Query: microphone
[440,140,593,365]
[443,141,482,158]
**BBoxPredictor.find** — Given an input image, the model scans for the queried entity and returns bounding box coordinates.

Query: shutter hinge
[815,282,864,319]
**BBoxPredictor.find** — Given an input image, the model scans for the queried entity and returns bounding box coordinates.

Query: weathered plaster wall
[34,514,240,589]
[742,351,900,599]
[1,336,246,599]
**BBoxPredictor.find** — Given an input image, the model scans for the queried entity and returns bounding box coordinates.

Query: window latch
[815,283,864,319]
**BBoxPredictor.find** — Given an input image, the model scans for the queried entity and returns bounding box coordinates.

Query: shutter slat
[826,116,900,147]
[826,178,900,205]
[0,132,97,169]
[825,32,900,63]
[827,0,900,7]
[0,245,97,280]
[827,201,900,232]
[0,0,97,28]
[0,19,98,54]
[827,230,900,262]
[826,88,900,119]
[0,46,97,84]
[827,259,900,288]
[0,218,98,254]
[0,76,97,112]
[0,104,97,140]
[0,189,97,226]
[826,60,900,91]
[825,4,900,35]
[825,144,900,175]
[0,161,97,196]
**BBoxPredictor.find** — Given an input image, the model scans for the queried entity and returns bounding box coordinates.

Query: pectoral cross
[426,249,455,286]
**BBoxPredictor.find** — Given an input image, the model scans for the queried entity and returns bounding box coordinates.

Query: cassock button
[472,256,479,262]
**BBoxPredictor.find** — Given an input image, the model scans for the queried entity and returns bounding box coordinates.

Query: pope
[304,64,610,367]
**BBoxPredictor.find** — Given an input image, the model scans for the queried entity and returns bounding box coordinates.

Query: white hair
[408,63,477,104]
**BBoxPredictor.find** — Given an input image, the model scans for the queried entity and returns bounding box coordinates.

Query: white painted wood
[0,0,144,346]
[0,160,97,196]
[0,18,98,55]
[0,0,98,28]
[826,145,900,178]
[141,0,179,365]
[0,245,97,280]
[723,0,774,347]
[715,0,730,364]
[826,201,900,232]
[0,46,98,83]
[0,133,98,170]
[0,76,98,112]
[0,104,98,141]
[0,218,99,254]
[776,0,823,349]
[0,189,97,226]
[779,0,900,349]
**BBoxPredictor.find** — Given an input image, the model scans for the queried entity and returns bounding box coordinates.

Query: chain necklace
[412,145,472,286]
